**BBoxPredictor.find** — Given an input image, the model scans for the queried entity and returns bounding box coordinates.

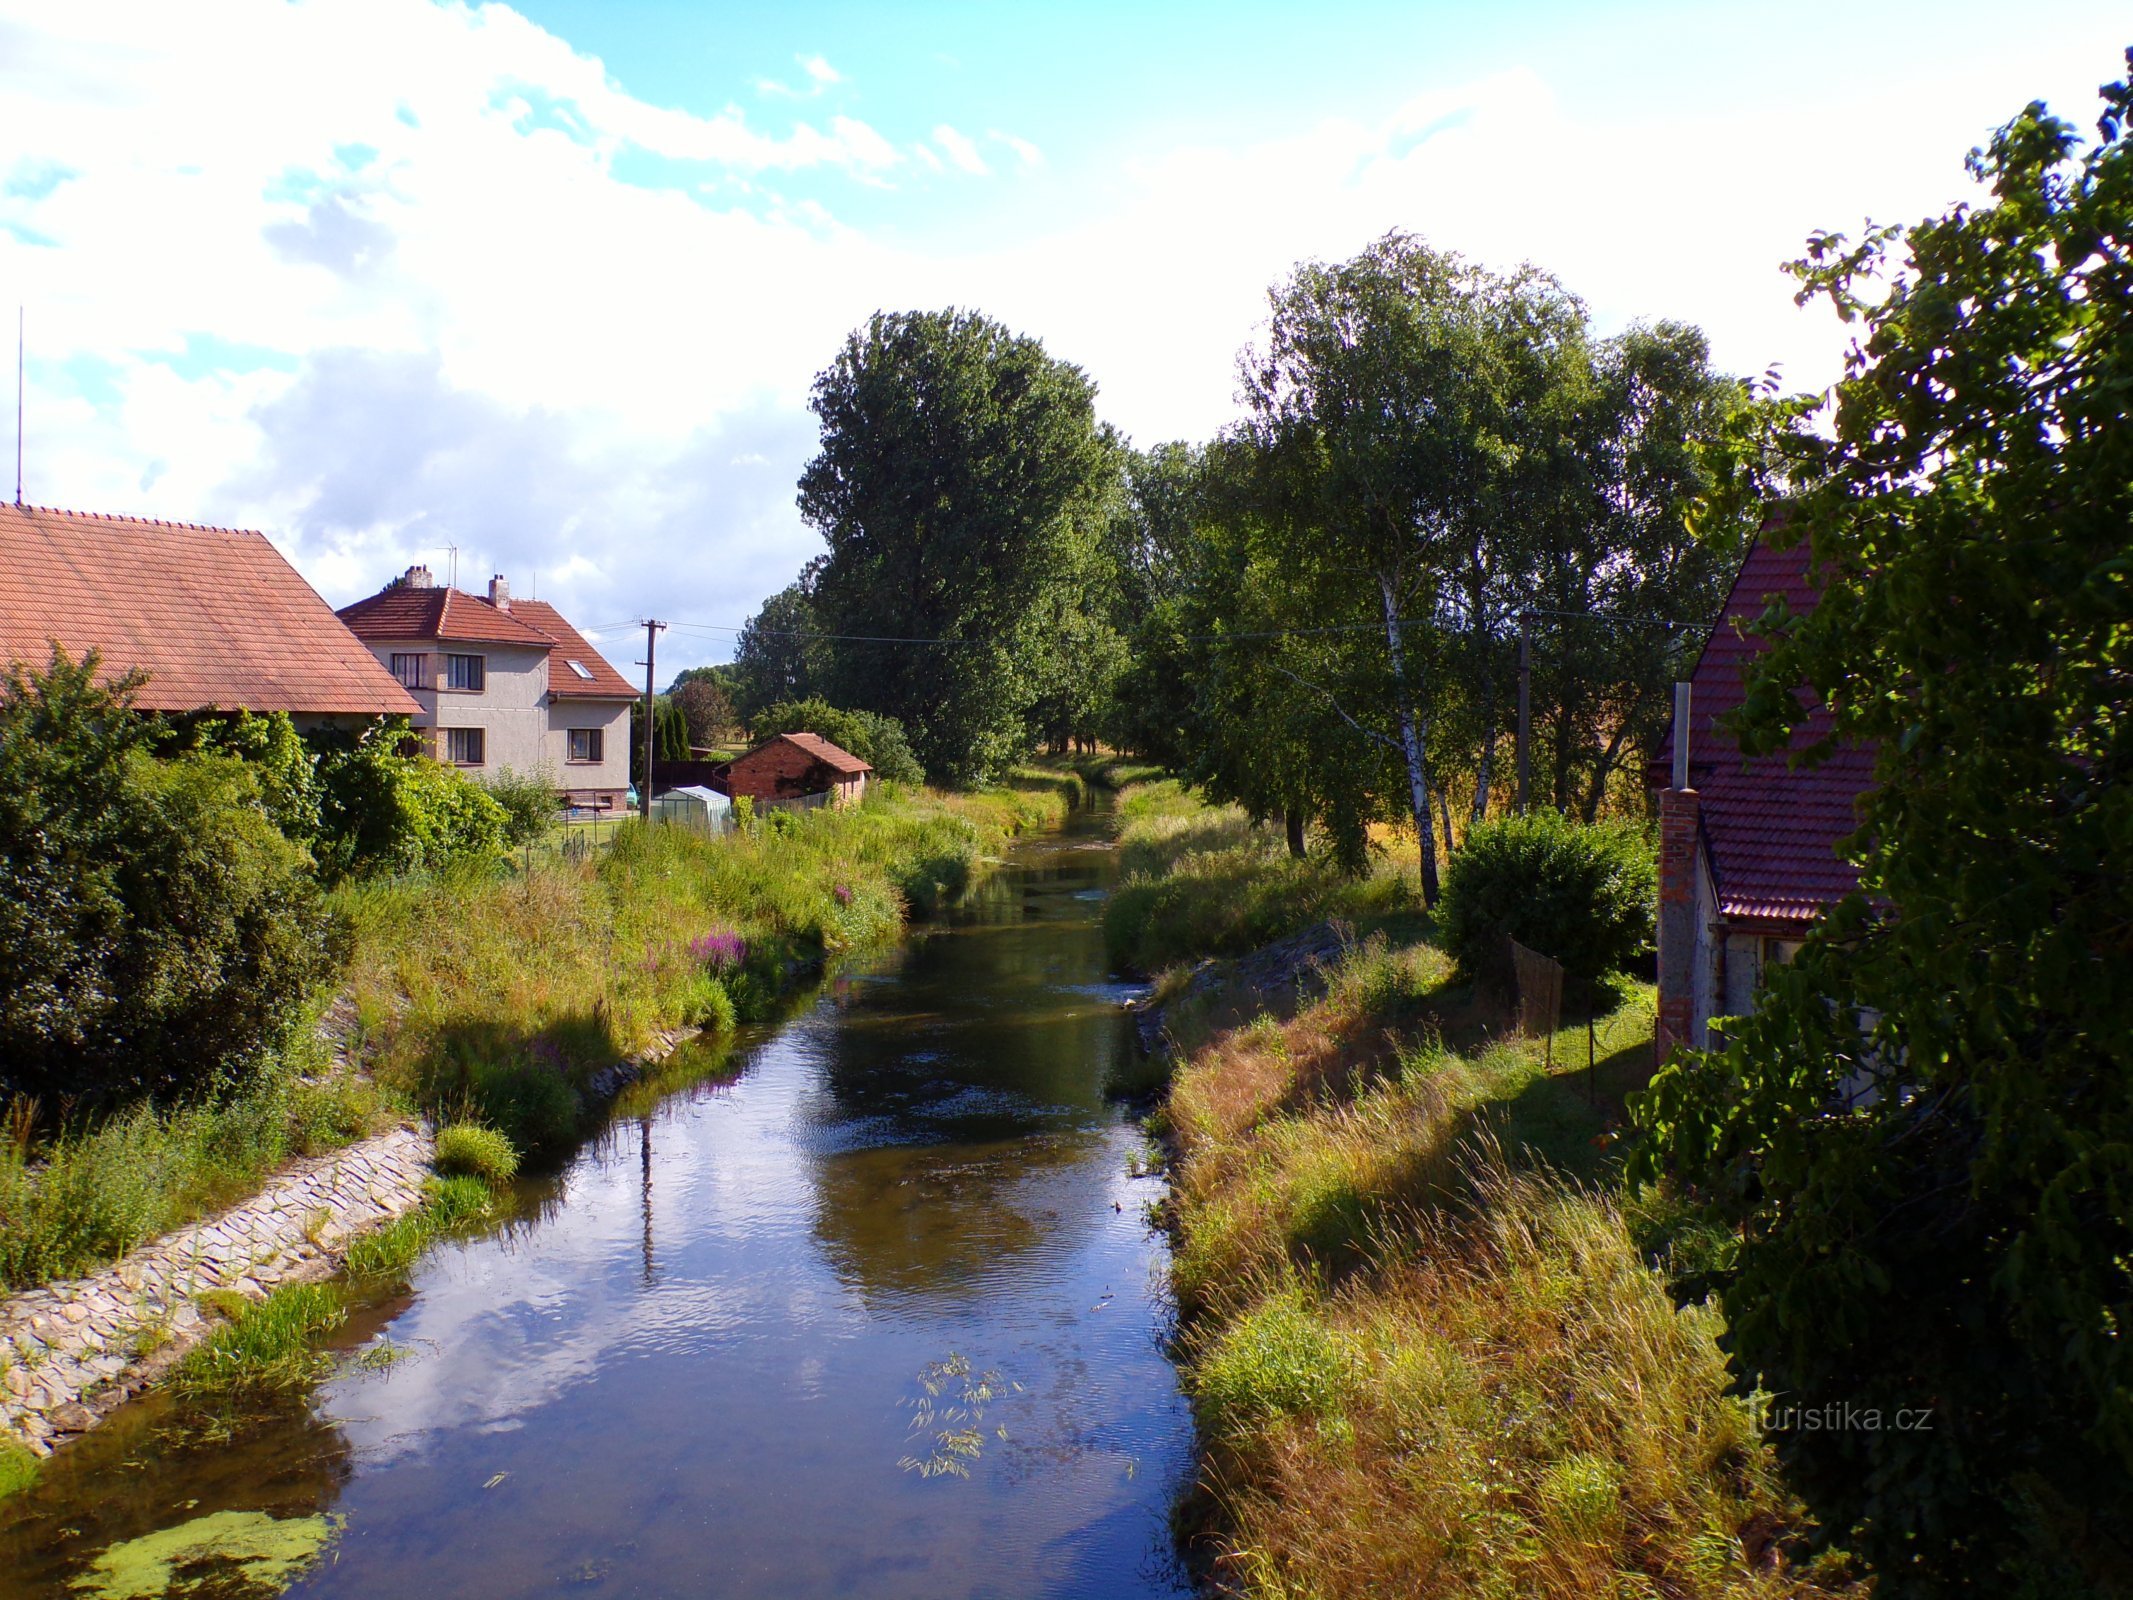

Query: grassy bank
[333,776,1074,1158]
[1129,789,1844,1597]
[2,769,1084,1298]
[0,1041,394,1292]
[1103,778,1412,973]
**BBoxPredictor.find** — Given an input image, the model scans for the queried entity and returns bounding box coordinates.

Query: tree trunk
[1582,720,1631,823]
[1379,571,1441,904]
[1470,697,1496,827]
[1436,786,1456,864]
[1285,807,1307,859]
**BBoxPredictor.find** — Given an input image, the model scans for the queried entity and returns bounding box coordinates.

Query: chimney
[488,574,511,611]
[402,564,435,589]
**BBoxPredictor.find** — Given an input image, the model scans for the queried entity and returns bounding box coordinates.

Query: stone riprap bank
[0,1125,434,1457]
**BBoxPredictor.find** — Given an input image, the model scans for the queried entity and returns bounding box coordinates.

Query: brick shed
[720,732,872,808]
[1651,533,1877,1060]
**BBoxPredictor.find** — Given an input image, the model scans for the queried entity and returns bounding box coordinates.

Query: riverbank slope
[1109,778,1853,1598]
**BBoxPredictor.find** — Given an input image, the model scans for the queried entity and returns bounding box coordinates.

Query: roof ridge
[5,502,268,539]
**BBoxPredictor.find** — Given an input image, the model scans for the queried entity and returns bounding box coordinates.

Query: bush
[432,1124,519,1186]
[752,697,925,785]
[0,649,342,1106]
[1437,812,1654,999]
[1194,1287,1361,1441]
[312,718,509,881]
[482,767,556,846]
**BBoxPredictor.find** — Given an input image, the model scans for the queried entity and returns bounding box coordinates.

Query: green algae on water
[69,1509,344,1598]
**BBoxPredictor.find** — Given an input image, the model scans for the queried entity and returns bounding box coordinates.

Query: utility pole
[1515,608,1531,814]
[638,619,666,821]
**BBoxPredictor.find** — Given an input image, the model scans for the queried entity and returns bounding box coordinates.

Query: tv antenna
[15,306,23,508]
[435,544,460,588]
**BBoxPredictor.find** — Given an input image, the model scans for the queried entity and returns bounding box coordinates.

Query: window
[388,652,427,689]
[567,659,594,680]
[443,653,485,692]
[444,727,485,766]
[567,727,603,764]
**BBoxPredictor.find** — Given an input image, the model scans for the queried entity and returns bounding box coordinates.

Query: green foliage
[676,973,737,1032]
[0,1440,38,1502]
[729,574,825,724]
[0,649,341,1105]
[0,1062,388,1290]
[751,697,925,784]
[431,1123,519,1186]
[669,673,738,748]
[629,694,691,785]
[343,1175,495,1282]
[1437,812,1655,997]
[1193,1287,1360,1441]
[481,767,556,846]
[1632,60,2133,1595]
[799,308,1123,785]
[158,708,323,843]
[312,718,509,881]
[178,1280,347,1393]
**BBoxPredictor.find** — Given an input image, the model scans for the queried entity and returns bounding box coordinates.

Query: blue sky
[0,1,2124,673]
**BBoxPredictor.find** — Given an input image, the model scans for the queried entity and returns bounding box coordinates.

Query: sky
[0,2,2124,674]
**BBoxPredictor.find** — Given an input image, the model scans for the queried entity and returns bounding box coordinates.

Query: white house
[338,567,635,811]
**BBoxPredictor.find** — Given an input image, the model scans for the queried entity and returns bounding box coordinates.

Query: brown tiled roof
[0,503,419,716]
[1655,533,1877,929]
[506,599,638,699]
[778,731,871,774]
[337,584,557,647]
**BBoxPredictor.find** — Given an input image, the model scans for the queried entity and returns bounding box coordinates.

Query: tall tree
[1241,235,1583,899]
[1633,60,2133,1594]
[729,562,825,725]
[797,309,1120,785]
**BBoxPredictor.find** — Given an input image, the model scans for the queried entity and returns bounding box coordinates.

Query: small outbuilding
[720,732,872,808]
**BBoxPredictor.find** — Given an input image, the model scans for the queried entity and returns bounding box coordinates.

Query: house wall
[724,740,838,803]
[544,698,631,806]
[361,641,550,776]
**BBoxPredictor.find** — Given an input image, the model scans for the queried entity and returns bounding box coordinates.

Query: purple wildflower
[833,883,854,907]
[690,929,746,971]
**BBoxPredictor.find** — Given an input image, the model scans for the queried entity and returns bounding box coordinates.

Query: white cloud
[800,54,841,87]
[0,0,2119,673]
[759,50,843,99]
[931,124,991,176]
[991,132,1044,171]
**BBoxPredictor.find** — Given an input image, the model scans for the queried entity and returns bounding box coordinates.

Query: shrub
[1437,811,1654,999]
[482,767,557,846]
[311,718,509,881]
[466,1055,580,1159]
[0,650,341,1106]
[752,697,925,785]
[432,1124,519,1186]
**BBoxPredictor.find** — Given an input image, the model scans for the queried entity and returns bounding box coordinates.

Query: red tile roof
[765,732,871,775]
[1657,534,1877,929]
[506,598,638,699]
[337,584,557,647]
[336,585,636,699]
[0,503,419,716]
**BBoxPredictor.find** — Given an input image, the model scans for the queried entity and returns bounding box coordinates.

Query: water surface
[0,808,1193,1599]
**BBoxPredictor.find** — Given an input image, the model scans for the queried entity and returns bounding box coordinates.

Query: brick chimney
[401,564,435,589]
[488,574,511,611]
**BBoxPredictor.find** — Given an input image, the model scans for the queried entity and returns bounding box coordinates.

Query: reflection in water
[0,805,1192,1600]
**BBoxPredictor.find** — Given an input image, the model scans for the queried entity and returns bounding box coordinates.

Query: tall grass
[0,1055,394,1291]
[1103,779,1411,972]
[332,781,1031,1157]
[1165,936,1845,1597]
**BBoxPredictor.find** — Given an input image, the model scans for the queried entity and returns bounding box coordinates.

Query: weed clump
[178,1281,347,1393]
[432,1124,519,1186]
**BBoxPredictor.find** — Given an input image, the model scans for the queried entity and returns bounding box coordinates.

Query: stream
[0,803,1196,1598]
